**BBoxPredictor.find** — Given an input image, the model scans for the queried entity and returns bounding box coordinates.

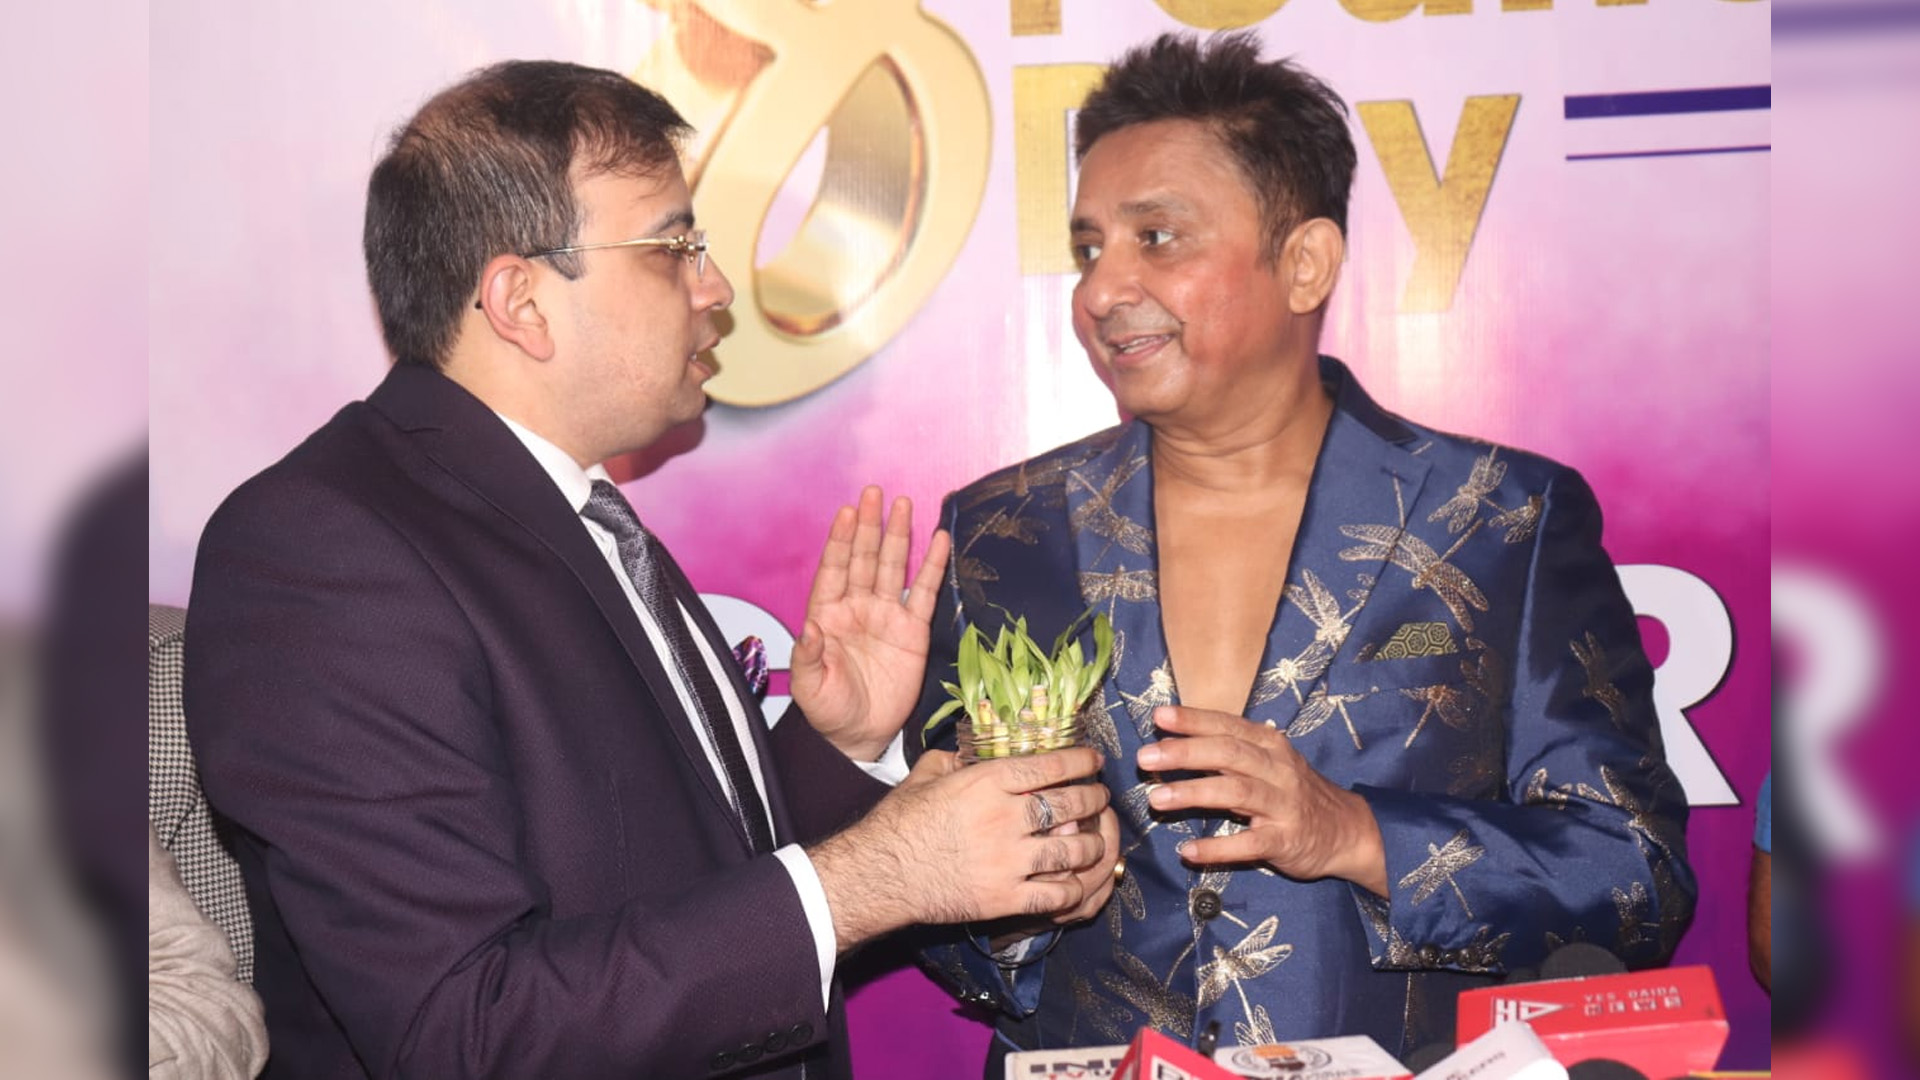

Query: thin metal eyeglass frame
[525,229,708,279]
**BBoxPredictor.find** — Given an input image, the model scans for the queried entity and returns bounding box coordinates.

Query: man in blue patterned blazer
[912,31,1695,1065]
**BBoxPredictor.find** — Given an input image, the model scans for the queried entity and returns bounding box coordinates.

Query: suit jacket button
[765,1030,788,1055]
[788,1021,814,1044]
[1419,944,1442,964]
[1191,888,1224,921]
[737,1043,763,1065]
[710,1051,735,1072]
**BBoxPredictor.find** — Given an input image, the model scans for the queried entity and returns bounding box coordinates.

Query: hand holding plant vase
[924,610,1123,952]
[925,611,1115,764]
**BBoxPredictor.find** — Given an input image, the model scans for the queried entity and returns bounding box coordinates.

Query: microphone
[1111,1027,1241,1080]
[1402,1042,1456,1073]
[1410,1021,1566,1080]
[1012,1031,1411,1080]
[1455,952,1727,1080]
[1001,1046,1130,1080]
[1563,1062,1646,1080]
[1212,1034,1411,1078]
[1537,943,1625,981]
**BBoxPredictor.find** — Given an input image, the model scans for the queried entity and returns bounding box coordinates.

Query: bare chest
[1156,504,1303,716]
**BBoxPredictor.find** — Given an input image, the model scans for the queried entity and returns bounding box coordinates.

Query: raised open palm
[791,487,951,762]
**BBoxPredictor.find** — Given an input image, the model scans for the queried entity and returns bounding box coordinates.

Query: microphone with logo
[1449,944,1728,1080]
[1402,943,1618,1072]
[1405,1017,1566,1080]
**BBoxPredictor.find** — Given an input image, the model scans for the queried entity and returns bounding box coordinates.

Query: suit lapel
[1246,358,1433,739]
[1065,422,1171,746]
[365,365,743,838]
[652,548,790,850]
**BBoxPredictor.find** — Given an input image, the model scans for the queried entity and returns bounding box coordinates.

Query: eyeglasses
[524,229,708,280]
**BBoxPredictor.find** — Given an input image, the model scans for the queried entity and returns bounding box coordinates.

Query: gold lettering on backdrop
[1014,64,1107,276]
[635,0,991,407]
[1339,0,1471,20]
[1066,0,1669,23]
[1340,0,1651,12]
[1012,0,1063,35]
[1357,95,1518,313]
[1153,0,1291,27]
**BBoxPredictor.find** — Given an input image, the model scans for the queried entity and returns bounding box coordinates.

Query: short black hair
[1074,31,1355,258]
[363,60,691,369]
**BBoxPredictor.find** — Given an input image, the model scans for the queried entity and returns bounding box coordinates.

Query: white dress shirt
[497,415,842,1008]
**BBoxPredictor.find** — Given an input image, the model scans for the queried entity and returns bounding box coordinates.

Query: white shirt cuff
[853,731,909,786]
[773,844,837,1011]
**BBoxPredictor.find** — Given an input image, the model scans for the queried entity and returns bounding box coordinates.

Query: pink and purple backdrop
[148,0,1769,1072]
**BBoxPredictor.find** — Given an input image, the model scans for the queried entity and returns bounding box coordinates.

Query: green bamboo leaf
[1050,603,1100,655]
[1090,613,1115,680]
[1022,629,1050,673]
[924,697,965,734]
[1055,670,1078,719]
[1049,613,1078,658]
[957,625,981,685]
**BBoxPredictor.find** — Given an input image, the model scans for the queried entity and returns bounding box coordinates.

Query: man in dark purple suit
[184,60,1119,1079]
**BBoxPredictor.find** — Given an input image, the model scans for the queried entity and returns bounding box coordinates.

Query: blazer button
[1190,888,1224,922]
[737,1043,763,1065]
[1418,944,1442,964]
[709,1050,735,1073]
[788,1021,814,1044]
[764,1030,789,1055]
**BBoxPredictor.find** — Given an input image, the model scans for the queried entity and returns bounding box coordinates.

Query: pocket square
[731,635,769,697]
[1369,621,1458,660]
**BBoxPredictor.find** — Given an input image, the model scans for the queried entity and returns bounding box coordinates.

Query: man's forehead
[1069,193,1198,233]
[575,167,694,231]
[1072,123,1257,223]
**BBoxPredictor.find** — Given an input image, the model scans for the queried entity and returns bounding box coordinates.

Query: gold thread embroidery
[1570,632,1629,729]
[1080,565,1158,604]
[1339,525,1490,631]
[1400,684,1474,749]
[1195,915,1294,1009]
[1374,621,1459,659]
[1100,948,1196,1037]
[1286,687,1370,750]
[1068,455,1153,555]
[1428,450,1508,534]
[1397,829,1487,917]
[1491,494,1542,544]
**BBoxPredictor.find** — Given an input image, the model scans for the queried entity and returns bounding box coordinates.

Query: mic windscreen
[1539,942,1626,981]
[1402,1042,1455,1072]
[1565,1060,1648,1080]
[1501,966,1538,985]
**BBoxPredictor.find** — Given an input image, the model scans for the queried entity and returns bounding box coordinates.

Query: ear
[474,254,555,362]
[1283,218,1345,316]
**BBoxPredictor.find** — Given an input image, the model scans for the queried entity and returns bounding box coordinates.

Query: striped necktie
[581,480,774,853]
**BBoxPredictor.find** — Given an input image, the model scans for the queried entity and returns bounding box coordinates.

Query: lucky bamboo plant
[924,609,1115,762]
